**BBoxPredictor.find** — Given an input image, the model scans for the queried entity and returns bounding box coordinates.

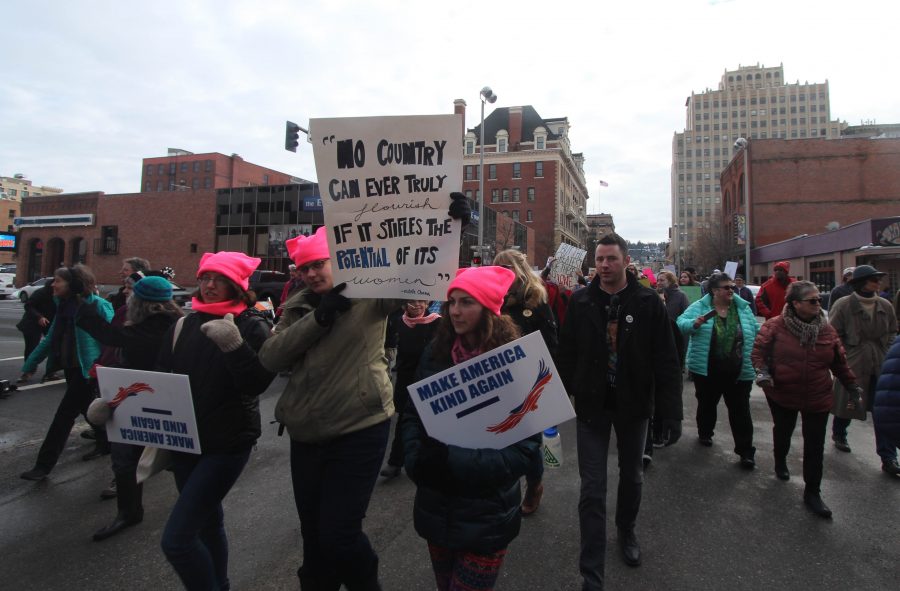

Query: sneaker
[739,453,756,470]
[520,481,544,515]
[379,465,401,479]
[20,467,49,481]
[100,478,118,500]
[882,459,900,477]
[41,373,62,383]
[832,436,851,453]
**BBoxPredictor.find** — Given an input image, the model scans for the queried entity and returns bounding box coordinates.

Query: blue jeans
[577,415,648,591]
[291,420,389,591]
[161,450,251,591]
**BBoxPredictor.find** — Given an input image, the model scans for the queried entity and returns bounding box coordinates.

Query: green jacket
[259,288,403,443]
[22,295,114,379]
[677,293,758,381]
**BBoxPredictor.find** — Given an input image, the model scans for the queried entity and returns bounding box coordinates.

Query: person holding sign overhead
[557,233,682,590]
[493,248,558,515]
[155,252,276,591]
[401,266,541,591]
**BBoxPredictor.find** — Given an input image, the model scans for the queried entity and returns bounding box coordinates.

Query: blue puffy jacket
[874,335,900,447]
[677,294,758,381]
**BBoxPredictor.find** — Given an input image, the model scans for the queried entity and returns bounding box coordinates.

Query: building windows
[465,190,473,200]
[535,161,543,177]
[526,210,533,222]
[513,162,521,179]
[465,140,475,155]
[205,160,213,172]
[512,188,520,202]
[491,189,499,203]
[181,162,189,172]
[145,181,151,191]
[489,164,497,180]
[157,181,163,191]
[527,187,535,201]
[146,165,153,175]
[512,210,519,221]
[465,166,474,181]
[169,163,176,174]
[193,161,201,173]
[192,178,200,189]
[502,189,510,202]
[158,164,165,175]
[536,136,545,149]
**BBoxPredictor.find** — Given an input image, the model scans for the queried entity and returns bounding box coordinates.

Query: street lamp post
[478,86,497,260]
[735,137,751,281]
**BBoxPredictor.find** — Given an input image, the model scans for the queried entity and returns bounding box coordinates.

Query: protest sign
[309,114,463,299]
[682,285,703,303]
[96,367,201,454]
[407,331,576,450]
[724,261,739,280]
[550,243,587,290]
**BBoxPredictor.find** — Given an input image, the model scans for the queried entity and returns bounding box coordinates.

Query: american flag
[599,180,609,187]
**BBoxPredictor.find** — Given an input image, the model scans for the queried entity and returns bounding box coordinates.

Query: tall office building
[670,64,843,267]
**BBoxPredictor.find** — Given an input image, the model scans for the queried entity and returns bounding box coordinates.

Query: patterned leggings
[427,543,507,591]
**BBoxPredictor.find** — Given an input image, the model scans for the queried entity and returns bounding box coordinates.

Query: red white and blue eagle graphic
[486,359,552,434]
[108,382,155,408]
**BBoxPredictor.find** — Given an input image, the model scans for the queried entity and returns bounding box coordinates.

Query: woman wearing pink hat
[156,251,276,590]
[400,266,541,591]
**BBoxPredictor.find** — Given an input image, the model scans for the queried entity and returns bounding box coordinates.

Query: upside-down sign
[96,367,201,454]
[407,331,575,449]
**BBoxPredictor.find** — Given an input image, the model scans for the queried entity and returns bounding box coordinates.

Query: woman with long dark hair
[493,248,557,514]
[80,275,184,541]
[156,252,275,590]
[402,266,540,591]
[20,265,113,481]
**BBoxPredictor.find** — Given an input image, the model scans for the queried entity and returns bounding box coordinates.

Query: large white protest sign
[724,261,739,280]
[310,114,463,300]
[407,331,576,450]
[550,243,587,290]
[96,367,201,454]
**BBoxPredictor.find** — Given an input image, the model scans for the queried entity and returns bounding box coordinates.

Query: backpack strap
[171,316,186,354]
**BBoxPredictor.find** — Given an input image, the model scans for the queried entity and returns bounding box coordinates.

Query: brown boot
[521,481,544,515]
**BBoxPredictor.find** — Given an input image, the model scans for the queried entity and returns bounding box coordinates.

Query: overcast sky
[3,0,898,243]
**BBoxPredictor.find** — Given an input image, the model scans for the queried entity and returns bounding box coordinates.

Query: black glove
[413,437,452,491]
[660,419,682,447]
[313,283,351,327]
[448,192,471,227]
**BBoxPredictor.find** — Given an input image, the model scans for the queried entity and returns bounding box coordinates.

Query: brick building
[0,173,64,265]
[454,100,588,266]
[720,137,900,284]
[140,149,297,192]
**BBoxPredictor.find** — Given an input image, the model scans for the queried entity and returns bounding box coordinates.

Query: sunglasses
[715,285,736,291]
[801,297,823,304]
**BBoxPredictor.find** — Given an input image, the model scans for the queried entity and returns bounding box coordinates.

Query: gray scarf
[782,303,825,349]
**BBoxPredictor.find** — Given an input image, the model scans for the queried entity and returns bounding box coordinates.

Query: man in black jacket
[558,233,682,591]
[16,284,57,382]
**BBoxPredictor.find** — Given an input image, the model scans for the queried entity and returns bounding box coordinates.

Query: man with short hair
[755,261,795,320]
[827,267,855,310]
[558,232,682,591]
[109,257,151,310]
[734,274,756,315]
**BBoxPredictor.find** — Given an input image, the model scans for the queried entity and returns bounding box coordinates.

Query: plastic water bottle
[542,427,563,468]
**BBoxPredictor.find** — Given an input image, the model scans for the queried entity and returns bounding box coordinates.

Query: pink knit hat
[286,226,331,267]
[196,251,261,291]
[447,266,515,317]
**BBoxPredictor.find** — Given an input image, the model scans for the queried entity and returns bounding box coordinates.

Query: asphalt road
[0,298,898,590]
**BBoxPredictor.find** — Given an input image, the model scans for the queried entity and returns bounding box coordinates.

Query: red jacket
[755,276,795,320]
[751,315,857,412]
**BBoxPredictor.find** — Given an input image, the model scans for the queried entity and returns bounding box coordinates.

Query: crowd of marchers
[10,194,900,591]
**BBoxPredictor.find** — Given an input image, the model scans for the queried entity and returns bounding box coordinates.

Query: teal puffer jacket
[22,295,114,379]
[676,294,758,381]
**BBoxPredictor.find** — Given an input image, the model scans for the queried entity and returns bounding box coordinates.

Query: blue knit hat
[132,276,173,302]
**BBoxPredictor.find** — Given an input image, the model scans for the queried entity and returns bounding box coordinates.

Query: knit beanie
[447,266,515,317]
[774,261,790,273]
[132,276,173,302]
[196,251,261,291]
[286,226,331,267]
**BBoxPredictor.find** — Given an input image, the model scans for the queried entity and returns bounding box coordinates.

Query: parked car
[0,273,17,299]
[249,270,289,307]
[0,264,17,274]
[14,277,54,303]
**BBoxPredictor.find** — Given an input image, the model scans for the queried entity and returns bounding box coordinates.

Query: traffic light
[285,120,301,152]
[472,256,482,267]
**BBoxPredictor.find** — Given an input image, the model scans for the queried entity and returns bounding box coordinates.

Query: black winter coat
[503,300,558,359]
[17,285,56,334]
[157,310,276,454]
[77,309,179,371]
[558,274,683,424]
[401,343,541,554]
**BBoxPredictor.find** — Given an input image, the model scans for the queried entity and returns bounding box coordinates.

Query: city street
[0,298,898,590]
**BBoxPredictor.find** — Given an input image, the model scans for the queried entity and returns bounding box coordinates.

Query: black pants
[385,384,409,467]
[20,325,43,361]
[767,397,828,494]
[34,368,107,472]
[692,373,755,456]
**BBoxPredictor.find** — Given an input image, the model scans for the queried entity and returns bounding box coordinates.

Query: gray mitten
[201,313,243,352]
[755,370,773,389]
